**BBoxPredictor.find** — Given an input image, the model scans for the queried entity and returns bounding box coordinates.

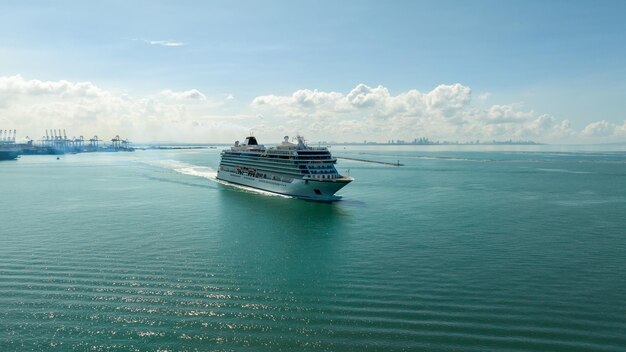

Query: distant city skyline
[1,1,626,143]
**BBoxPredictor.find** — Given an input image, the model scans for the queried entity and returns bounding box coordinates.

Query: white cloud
[346,84,389,108]
[0,74,108,98]
[581,120,616,137]
[478,92,492,101]
[128,38,187,47]
[484,105,532,124]
[160,89,207,100]
[146,40,186,47]
[425,83,471,117]
[252,88,351,119]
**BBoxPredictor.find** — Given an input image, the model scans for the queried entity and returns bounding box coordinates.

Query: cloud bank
[1,75,624,143]
[0,75,237,142]
[0,74,108,98]
[251,83,624,143]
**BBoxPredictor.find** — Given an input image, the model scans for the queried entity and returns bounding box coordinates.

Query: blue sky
[1,0,625,142]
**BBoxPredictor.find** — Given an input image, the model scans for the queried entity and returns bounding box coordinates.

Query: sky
[1,0,625,143]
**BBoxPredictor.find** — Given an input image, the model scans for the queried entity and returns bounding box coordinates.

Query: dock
[337,157,403,166]
[1,129,135,156]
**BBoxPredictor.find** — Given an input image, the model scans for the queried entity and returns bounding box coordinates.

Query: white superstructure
[217,135,352,201]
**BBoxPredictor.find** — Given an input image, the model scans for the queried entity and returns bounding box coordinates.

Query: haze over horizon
[1,1,625,144]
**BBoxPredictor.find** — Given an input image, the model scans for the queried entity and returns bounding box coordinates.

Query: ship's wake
[142,159,218,179]
[175,165,218,180]
[144,159,292,198]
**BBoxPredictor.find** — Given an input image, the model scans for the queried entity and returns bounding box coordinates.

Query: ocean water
[1,145,625,351]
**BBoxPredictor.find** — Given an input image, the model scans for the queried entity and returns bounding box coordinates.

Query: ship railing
[303,147,329,151]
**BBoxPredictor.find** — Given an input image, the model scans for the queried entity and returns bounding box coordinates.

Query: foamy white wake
[175,165,218,180]
[141,160,217,179]
[142,160,291,198]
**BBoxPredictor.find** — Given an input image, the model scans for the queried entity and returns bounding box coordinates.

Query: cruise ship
[217,135,352,201]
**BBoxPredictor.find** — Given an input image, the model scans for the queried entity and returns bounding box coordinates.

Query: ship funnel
[296,135,306,148]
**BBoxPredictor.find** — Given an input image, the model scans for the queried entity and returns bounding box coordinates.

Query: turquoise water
[1,146,625,351]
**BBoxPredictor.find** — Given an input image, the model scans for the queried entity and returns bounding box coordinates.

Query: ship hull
[217,170,351,202]
[0,150,19,160]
